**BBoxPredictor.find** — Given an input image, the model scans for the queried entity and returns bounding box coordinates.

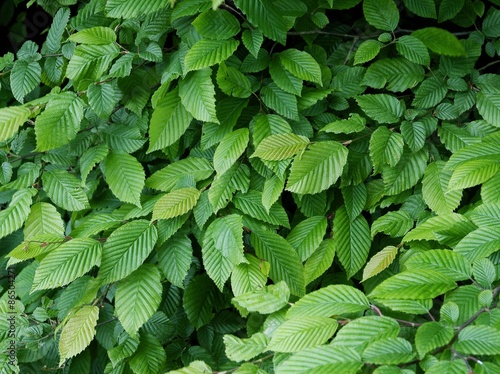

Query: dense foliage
[1,0,500,372]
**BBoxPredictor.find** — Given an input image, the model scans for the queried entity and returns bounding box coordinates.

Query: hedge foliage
[0,0,500,373]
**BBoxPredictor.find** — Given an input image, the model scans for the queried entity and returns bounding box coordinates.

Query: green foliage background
[0,0,500,372]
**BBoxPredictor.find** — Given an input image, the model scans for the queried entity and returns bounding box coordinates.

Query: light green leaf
[286,216,327,262]
[68,26,116,44]
[152,187,201,221]
[267,317,338,353]
[115,264,162,336]
[167,360,212,374]
[66,43,120,84]
[224,333,269,362]
[415,322,454,358]
[241,29,263,58]
[184,38,239,72]
[321,113,366,134]
[101,151,145,207]
[404,250,471,281]
[332,316,400,349]
[261,82,299,120]
[403,213,475,244]
[231,254,268,297]
[286,141,348,194]
[217,62,252,98]
[59,305,99,365]
[362,337,415,365]
[148,87,193,152]
[363,0,400,31]
[422,161,462,215]
[183,273,217,328]
[275,345,362,374]
[251,133,309,161]
[128,333,167,374]
[192,9,240,40]
[99,220,158,284]
[279,49,322,85]
[354,40,381,65]
[356,94,404,124]
[214,128,249,175]
[262,174,285,213]
[362,58,424,92]
[453,325,500,355]
[179,68,218,123]
[42,169,89,211]
[448,159,500,191]
[232,281,289,316]
[203,214,245,291]
[304,239,336,284]
[0,188,33,239]
[209,163,249,213]
[47,8,70,53]
[396,35,430,65]
[158,234,192,289]
[370,270,456,299]
[108,53,134,78]
[79,144,109,185]
[251,228,304,296]
[425,360,469,374]
[269,58,302,96]
[371,211,413,238]
[0,106,30,142]
[24,202,64,239]
[369,126,404,173]
[87,82,117,119]
[287,284,369,318]
[401,121,426,151]
[31,238,101,292]
[412,28,466,56]
[105,0,170,19]
[362,246,398,282]
[234,0,288,44]
[334,205,371,278]
[10,60,41,103]
[445,133,500,170]
[454,226,500,262]
[382,147,428,195]
[234,190,290,228]
[35,91,84,151]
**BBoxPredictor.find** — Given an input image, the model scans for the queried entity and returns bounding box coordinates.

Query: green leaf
[232,281,289,316]
[422,161,462,215]
[402,0,437,18]
[192,9,240,40]
[287,284,370,318]
[66,43,120,84]
[445,133,500,169]
[401,121,426,151]
[362,246,398,282]
[404,250,471,281]
[251,228,305,296]
[321,113,366,134]
[167,360,212,374]
[179,68,218,123]
[128,333,167,374]
[184,38,239,72]
[203,214,245,291]
[68,26,116,45]
[454,226,500,262]
[362,337,415,365]
[363,0,400,31]
[223,333,269,362]
[183,273,217,328]
[42,169,89,211]
[396,35,430,66]
[382,147,428,195]
[105,0,170,19]
[413,77,448,108]
[267,317,338,353]
[101,151,145,207]
[251,133,309,161]
[425,360,469,374]
[214,128,249,175]
[403,213,475,243]
[0,188,32,239]
[286,141,348,194]
[370,270,456,299]
[415,322,454,358]
[0,106,31,142]
[158,234,192,289]
[286,216,327,262]
[217,62,252,98]
[79,144,109,185]
[438,0,465,23]
[59,305,99,365]
[35,91,84,151]
[47,8,70,53]
[115,264,162,336]
[209,163,249,213]
[24,202,65,239]
[279,49,322,85]
[362,58,425,92]
[453,325,500,355]
[369,126,404,173]
[354,40,381,65]
[148,87,193,152]
[152,187,201,221]
[482,8,500,37]
[371,211,413,238]
[261,82,299,120]
[334,205,371,278]
[304,239,336,284]
[241,29,263,58]
[99,220,158,284]
[356,94,404,124]
[87,82,117,119]
[262,174,285,213]
[474,91,500,127]
[269,57,302,96]
[234,0,288,44]
[108,53,134,78]
[447,159,500,191]
[231,254,268,297]
[31,238,101,292]
[412,28,466,56]
[234,190,290,228]
[332,316,400,349]
[10,60,41,103]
